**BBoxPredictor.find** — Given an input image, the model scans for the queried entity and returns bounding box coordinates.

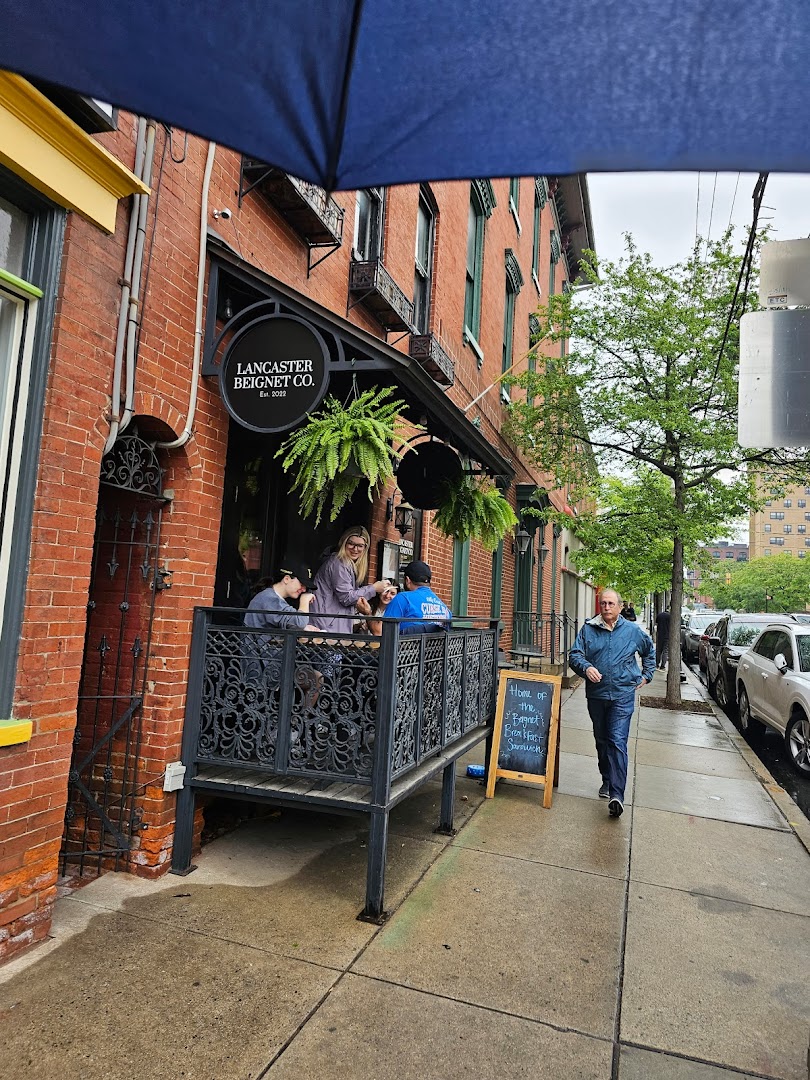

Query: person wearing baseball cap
[244,559,317,630]
[384,560,452,634]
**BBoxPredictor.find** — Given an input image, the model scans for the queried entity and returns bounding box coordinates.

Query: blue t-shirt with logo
[384,586,452,633]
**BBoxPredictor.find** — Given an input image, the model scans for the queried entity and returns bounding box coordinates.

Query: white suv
[736,623,810,774]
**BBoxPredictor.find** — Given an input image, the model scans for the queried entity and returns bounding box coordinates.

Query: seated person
[383,560,452,634]
[356,583,398,635]
[244,560,317,630]
[243,561,319,705]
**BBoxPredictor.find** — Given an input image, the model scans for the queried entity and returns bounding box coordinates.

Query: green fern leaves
[433,475,519,551]
[276,386,407,524]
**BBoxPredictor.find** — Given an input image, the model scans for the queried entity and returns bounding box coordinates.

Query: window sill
[0,718,33,746]
[463,327,484,367]
[532,271,542,296]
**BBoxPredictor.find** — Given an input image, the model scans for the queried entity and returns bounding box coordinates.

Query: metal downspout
[104,116,147,454]
[156,141,216,450]
[119,119,157,435]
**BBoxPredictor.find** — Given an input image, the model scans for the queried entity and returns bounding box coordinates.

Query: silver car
[681,612,718,663]
[736,623,810,774]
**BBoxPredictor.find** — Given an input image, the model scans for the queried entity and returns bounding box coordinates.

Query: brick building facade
[0,82,595,962]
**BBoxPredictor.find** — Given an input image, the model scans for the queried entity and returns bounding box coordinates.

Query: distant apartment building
[749,484,810,559]
[686,540,749,604]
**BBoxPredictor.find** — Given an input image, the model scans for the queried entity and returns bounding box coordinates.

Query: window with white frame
[413,186,435,335]
[0,175,64,719]
[0,281,38,571]
[353,187,384,262]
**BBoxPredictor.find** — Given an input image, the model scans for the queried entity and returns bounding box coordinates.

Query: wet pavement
[1,668,808,1079]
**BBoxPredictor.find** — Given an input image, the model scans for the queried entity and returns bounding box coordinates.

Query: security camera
[213,208,232,220]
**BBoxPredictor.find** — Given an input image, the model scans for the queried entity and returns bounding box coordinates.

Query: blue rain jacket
[569,615,655,701]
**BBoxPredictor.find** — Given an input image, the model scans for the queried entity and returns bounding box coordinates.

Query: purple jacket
[309,554,376,633]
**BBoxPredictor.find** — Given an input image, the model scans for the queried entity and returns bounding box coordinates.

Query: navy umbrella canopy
[3,1,810,189]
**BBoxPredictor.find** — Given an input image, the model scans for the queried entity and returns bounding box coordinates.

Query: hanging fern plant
[276,385,407,524]
[434,474,519,551]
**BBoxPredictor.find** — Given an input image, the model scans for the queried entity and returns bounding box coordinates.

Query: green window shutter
[452,537,470,616]
[464,185,488,348]
[490,541,503,619]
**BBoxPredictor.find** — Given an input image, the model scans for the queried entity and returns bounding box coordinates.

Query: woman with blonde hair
[309,526,390,633]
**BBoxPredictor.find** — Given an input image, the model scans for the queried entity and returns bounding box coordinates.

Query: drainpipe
[156,141,216,450]
[104,117,148,454]
[119,119,158,435]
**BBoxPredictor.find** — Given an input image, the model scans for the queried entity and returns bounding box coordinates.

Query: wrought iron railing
[348,258,414,331]
[511,611,578,671]
[181,609,499,788]
[409,333,455,386]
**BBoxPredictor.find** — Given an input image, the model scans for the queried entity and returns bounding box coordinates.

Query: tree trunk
[666,484,686,706]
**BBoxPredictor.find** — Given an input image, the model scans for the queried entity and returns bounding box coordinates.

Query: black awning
[205,234,514,481]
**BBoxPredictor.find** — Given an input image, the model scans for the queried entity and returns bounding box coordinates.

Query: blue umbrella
[3,1,809,189]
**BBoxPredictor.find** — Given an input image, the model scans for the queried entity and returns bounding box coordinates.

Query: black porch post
[360,618,399,922]
[170,607,209,875]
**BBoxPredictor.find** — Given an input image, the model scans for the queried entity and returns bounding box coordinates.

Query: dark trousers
[586,693,635,801]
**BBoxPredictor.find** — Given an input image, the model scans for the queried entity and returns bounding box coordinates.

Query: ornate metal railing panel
[183,612,499,790]
[348,258,414,332]
[198,624,380,783]
[409,333,455,387]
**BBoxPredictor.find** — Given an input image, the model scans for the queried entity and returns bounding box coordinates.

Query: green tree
[505,232,810,704]
[560,470,675,602]
[703,553,810,613]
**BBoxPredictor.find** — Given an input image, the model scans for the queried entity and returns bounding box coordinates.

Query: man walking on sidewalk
[655,606,671,669]
[569,590,655,818]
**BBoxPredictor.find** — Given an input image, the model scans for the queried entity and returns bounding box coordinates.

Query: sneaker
[608,798,624,818]
[598,781,610,799]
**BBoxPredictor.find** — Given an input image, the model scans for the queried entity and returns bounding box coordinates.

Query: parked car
[736,623,810,774]
[706,613,796,712]
[698,622,717,673]
[681,612,717,663]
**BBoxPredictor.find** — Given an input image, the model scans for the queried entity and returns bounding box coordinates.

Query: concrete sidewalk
[2,669,809,1079]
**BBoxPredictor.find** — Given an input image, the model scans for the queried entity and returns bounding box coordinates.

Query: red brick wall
[1,118,576,962]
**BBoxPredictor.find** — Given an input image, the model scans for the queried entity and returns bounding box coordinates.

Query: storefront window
[0,170,64,718]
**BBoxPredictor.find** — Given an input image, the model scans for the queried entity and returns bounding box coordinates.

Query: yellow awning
[0,71,148,233]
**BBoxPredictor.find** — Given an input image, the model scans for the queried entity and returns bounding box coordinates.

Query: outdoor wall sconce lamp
[386,494,415,538]
[539,542,550,566]
[513,525,532,556]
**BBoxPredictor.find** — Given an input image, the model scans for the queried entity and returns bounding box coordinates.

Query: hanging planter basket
[276,385,408,524]
[433,473,519,551]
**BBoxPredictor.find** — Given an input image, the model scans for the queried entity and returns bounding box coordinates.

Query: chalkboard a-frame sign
[485,670,561,808]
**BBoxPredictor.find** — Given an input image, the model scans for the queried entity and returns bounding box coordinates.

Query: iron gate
[61,432,167,877]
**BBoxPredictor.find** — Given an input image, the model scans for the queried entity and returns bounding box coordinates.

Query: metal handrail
[511,611,579,672]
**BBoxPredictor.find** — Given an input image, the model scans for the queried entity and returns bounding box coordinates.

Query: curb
[682,666,810,857]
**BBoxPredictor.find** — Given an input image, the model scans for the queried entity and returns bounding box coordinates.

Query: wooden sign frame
[485,669,562,807]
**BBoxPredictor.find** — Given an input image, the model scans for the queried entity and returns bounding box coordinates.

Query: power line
[705,172,718,247]
[727,172,741,231]
[703,172,768,416]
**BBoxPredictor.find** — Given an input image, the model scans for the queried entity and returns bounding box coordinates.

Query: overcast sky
[585,172,810,547]
[588,172,810,267]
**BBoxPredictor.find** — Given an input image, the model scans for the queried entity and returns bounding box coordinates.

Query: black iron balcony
[409,333,455,387]
[240,160,344,273]
[348,258,414,333]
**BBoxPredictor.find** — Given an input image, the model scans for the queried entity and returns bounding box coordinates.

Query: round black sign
[397,442,463,509]
[219,314,330,433]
